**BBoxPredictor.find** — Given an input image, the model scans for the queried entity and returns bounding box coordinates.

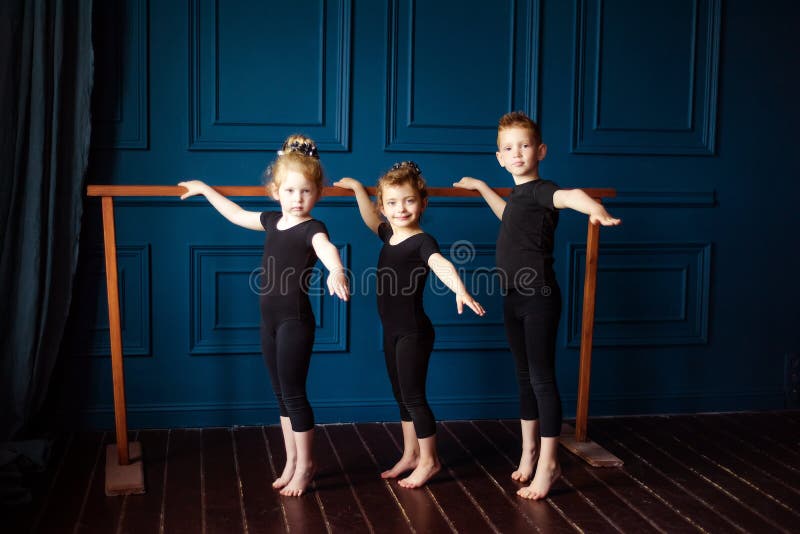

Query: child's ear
[537,143,548,161]
[269,183,279,200]
[496,151,504,167]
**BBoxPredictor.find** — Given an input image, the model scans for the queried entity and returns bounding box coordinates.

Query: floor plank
[314,425,371,533]
[262,424,327,533]
[717,413,800,472]
[782,410,800,424]
[584,421,709,534]
[692,414,800,491]
[117,429,170,534]
[232,426,285,534]
[688,414,800,501]
[601,418,770,533]
[6,411,800,534]
[384,422,495,534]
[502,420,661,533]
[325,424,411,533]
[640,416,800,527]
[474,420,618,533]
[202,428,245,533]
[438,421,541,533]
[590,420,736,533]
[75,432,125,533]
[356,422,455,533]
[445,421,577,533]
[161,429,203,534]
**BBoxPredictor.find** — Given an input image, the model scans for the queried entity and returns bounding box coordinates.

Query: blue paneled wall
[61,0,800,428]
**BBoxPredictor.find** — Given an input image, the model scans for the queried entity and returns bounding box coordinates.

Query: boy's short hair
[497,111,542,146]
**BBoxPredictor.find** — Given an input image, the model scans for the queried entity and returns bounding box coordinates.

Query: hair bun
[390,160,421,175]
[277,140,319,159]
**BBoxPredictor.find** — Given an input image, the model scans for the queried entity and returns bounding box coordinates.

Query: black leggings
[261,317,316,432]
[504,286,562,437]
[383,328,436,439]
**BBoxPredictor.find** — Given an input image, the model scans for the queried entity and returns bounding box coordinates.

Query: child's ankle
[402,450,419,461]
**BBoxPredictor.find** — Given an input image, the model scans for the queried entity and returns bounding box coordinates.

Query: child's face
[272,168,319,218]
[380,183,425,229]
[496,126,547,179]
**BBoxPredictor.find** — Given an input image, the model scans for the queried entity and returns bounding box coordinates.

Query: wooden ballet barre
[86,184,618,494]
[87,184,616,199]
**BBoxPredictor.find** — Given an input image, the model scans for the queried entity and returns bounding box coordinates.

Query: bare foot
[279,465,315,497]
[398,461,440,489]
[272,459,296,489]
[517,462,560,500]
[381,455,418,479]
[511,448,539,483]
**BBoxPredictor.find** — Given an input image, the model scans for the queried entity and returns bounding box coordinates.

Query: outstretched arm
[553,188,621,226]
[332,178,382,234]
[427,253,486,316]
[178,180,264,230]
[311,232,350,301]
[452,177,506,220]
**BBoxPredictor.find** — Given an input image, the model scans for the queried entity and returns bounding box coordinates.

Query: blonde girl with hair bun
[179,134,348,497]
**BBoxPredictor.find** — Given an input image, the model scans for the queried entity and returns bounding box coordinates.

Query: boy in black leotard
[179,135,349,497]
[335,162,485,489]
[454,112,620,500]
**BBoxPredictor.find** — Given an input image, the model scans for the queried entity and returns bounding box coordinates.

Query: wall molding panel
[68,244,152,357]
[428,243,506,350]
[566,242,711,346]
[188,0,351,151]
[572,0,720,155]
[189,244,349,355]
[74,0,799,426]
[386,0,540,152]
[92,0,149,149]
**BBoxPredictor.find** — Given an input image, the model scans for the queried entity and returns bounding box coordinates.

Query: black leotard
[376,223,439,335]
[259,211,327,432]
[376,223,440,438]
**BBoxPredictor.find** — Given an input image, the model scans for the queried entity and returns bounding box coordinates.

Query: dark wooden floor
[7,411,800,533]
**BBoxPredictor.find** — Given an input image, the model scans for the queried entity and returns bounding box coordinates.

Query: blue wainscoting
[63,0,799,429]
[572,0,720,155]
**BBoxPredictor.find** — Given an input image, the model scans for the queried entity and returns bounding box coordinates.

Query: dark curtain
[0,0,93,500]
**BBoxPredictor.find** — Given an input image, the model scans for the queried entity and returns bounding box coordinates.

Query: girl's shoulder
[260,211,282,230]
[305,217,328,237]
[416,232,440,262]
[378,222,393,243]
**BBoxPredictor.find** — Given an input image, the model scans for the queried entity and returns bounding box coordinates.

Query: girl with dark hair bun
[335,163,485,489]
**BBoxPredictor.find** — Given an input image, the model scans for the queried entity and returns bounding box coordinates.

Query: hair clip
[278,140,319,159]
[390,160,421,174]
